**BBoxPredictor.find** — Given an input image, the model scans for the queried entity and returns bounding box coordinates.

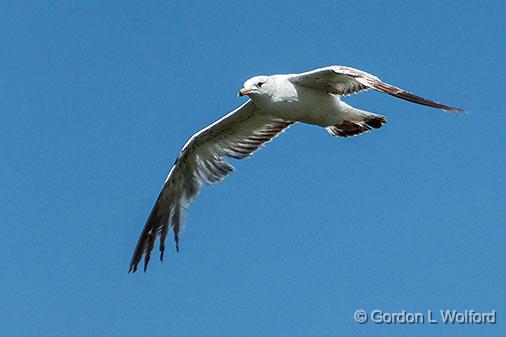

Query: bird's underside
[129,65,463,272]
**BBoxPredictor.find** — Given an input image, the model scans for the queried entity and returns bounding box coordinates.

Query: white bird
[129,65,463,272]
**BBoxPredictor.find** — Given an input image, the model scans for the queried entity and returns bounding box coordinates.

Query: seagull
[129,65,463,272]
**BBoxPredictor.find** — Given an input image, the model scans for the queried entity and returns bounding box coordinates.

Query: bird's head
[238,76,270,97]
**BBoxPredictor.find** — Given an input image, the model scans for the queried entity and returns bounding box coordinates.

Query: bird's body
[129,65,463,272]
[252,76,342,126]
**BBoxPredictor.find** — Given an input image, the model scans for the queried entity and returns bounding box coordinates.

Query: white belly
[251,81,347,127]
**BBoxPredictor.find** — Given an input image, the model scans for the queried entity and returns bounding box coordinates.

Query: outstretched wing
[288,65,464,112]
[129,100,293,272]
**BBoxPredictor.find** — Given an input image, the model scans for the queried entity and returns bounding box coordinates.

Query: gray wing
[129,100,293,272]
[288,65,463,112]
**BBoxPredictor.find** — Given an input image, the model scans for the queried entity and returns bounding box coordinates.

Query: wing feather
[129,100,292,272]
[289,65,464,112]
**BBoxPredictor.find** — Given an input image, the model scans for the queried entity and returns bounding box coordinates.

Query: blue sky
[1,1,504,336]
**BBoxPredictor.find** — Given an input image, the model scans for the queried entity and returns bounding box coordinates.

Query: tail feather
[364,115,386,129]
[326,108,387,138]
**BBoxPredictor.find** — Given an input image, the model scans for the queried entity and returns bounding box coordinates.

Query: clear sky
[1,1,504,336]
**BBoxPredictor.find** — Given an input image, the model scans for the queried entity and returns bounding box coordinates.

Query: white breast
[252,77,344,127]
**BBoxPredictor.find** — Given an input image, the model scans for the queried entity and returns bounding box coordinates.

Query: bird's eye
[257,82,264,88]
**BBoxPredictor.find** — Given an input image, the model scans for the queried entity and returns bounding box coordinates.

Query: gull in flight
[129,65,463,272]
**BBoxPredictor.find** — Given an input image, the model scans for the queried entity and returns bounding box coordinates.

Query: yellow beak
[238,88,251,97]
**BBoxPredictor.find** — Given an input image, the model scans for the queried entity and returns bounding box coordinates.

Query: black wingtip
[445,106,466,113]
[143,254,150,272]
[174,231,180,253]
